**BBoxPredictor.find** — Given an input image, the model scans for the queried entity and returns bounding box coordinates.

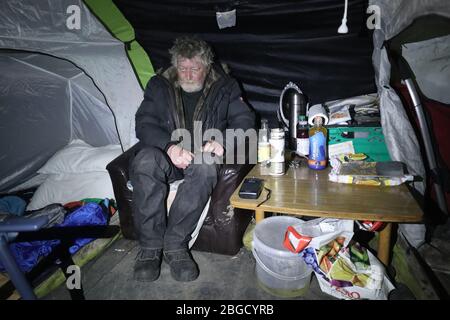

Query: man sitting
[130,35,255,282]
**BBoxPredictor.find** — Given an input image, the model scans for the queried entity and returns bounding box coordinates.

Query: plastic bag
[303,241,395,300]
[327,104,352,125]
[283,217,394,300]
[283,218,354,253]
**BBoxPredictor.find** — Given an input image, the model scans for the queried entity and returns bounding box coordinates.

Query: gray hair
[169,36,214,67]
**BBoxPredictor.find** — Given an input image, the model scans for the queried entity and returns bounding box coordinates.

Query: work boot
[133,248,162,282]
[163,249,199,282]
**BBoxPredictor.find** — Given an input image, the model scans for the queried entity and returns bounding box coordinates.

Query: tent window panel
[70,82,120,147]
[0,56,71,192]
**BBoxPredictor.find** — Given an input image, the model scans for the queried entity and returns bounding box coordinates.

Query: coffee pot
[278,82,308,150]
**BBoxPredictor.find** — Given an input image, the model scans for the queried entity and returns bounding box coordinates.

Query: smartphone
[239,178,264,199]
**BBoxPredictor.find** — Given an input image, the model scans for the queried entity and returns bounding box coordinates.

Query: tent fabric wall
[370,0,450,194]
[0,51,119,192]
[83,0,155,89]
[0,0,144,151]
[370,0,450,247]
[373,0,450,41]
[0,53,70,192]
[70,76,120,146]
[114,0,377,121]
[402,34,450,104]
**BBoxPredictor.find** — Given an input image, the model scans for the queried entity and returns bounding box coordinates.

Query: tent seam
[69,73,85,81]
[8,57,70,81]
[68,80,73,141]
[72,82,108,107]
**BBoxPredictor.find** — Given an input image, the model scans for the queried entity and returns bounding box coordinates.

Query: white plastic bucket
[252,216,312,297]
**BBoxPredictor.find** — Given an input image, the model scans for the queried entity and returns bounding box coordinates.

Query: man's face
[176,56,208,93]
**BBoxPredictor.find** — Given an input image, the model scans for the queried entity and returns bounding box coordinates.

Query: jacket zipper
[197,78,225,130]
[158,75,182,130]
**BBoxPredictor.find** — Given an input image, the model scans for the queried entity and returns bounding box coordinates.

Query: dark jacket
[135,63,255,157]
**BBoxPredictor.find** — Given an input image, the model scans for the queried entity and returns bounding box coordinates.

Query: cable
[338,0,349,34]
[256,187,271,207]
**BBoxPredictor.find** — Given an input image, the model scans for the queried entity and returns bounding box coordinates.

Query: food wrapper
[283,218,353,253]
[356,220,385,232]
[302,241,395,300]
[327,104,352,125]
[328,158,414,186]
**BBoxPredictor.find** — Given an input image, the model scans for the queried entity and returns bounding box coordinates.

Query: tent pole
[404,78,448,216]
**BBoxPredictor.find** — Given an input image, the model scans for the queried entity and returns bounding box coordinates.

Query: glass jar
[258,119,270,163]
[269,128,285,175]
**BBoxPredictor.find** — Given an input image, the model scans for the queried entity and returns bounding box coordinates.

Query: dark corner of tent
[0,0,449,302]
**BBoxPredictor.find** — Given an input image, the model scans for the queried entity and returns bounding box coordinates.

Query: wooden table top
[230,163,423,223]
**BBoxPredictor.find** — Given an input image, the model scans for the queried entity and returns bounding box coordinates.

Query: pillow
[38,139,122,174]
[27,171,115,211]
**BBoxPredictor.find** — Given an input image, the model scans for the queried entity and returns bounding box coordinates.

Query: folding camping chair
[0,206,119,300]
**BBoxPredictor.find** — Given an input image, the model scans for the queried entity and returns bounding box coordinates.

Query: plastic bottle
[258,119,270,163]
[308,116,327,170]
[296,114,309,156]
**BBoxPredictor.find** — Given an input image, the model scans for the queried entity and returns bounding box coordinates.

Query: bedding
[27,139,121,210]
[27,171,115,211]
[38,139,122,175]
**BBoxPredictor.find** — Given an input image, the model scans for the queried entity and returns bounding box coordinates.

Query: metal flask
[278,82,308,150]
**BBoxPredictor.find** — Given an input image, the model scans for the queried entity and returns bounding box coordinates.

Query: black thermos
[289,92,307,150]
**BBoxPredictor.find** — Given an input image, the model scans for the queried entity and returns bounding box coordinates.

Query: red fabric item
[283,226,312,253]
[393,83,450,214]
[63,201,84,210]
[360,220,385,232]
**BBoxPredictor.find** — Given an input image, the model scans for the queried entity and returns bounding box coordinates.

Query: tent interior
[1,0,450,300]
[0,50,120,192]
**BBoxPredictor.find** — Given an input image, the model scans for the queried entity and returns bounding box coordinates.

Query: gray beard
[180,82,203,93]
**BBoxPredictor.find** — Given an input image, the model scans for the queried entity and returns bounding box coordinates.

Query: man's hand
[202,140,224,157]
[167,145,194,169]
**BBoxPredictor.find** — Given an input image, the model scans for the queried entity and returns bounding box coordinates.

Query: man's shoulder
[159,66,178,83]
[219,62,231,75]
[212,62,231,78]
[212,63,238,88]
[145,69,176,91]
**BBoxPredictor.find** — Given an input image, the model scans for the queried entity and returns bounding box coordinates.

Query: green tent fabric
[84,0,154,88]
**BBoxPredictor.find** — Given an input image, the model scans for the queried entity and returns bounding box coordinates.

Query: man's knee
[131,146,165,175]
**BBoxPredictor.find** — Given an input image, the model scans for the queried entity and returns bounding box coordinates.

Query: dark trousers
[130,146,218,251]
